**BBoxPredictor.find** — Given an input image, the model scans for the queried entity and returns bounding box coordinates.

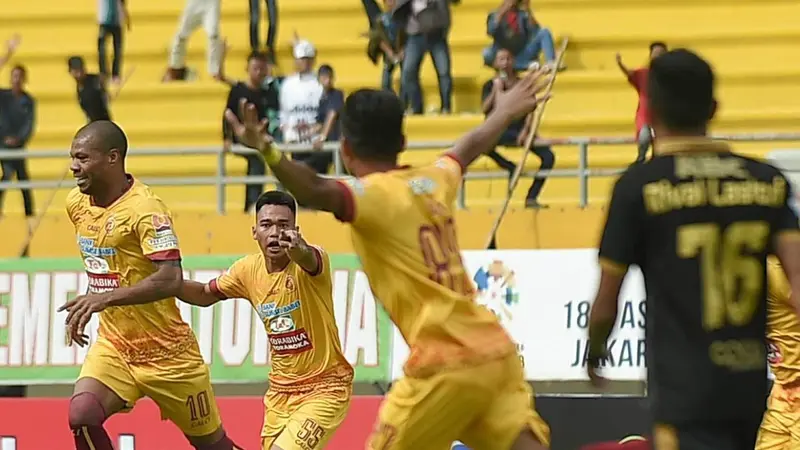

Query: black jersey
[598,139,800,424]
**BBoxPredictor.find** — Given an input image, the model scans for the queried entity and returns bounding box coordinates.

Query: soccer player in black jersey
[586,48,800,450]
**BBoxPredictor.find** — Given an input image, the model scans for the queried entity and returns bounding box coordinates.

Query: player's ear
[108,148,120,165]
[708,98,718,122]
[251,225,257,241]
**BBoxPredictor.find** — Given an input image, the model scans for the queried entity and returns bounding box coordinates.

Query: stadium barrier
[2,132,799,212]
[0,396,650,450]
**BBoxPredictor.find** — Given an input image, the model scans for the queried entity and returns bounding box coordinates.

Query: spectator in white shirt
[279,39,323,145]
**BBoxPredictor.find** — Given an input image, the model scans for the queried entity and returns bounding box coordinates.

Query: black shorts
[654,418,762,450]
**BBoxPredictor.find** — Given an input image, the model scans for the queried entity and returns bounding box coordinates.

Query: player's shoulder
[128,180,172,213]
[733,153,786,180]
[65,187,87,217]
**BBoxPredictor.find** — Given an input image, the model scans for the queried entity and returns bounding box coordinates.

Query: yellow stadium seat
[2,0,800,216]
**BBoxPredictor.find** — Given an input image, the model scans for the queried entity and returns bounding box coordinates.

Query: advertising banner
[390,250,647,381]
[0,256,393,384]
[0,396,650,450]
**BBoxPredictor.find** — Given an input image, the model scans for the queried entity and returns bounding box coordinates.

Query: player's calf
[68,391,115,450]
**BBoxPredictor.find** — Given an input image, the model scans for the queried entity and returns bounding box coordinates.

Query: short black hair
[75,120,129,157]
[649,41,667,53]
[648,49,715,133]
[318,64,334,77]
[341,89,405,161]
[255,190,297,217]
[11,65,26,77]
[67,56,85,71]
[248,51,269,64]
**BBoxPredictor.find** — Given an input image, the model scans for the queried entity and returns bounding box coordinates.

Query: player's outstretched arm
[446,66,551,170]
[225,99,348,218]
[279,229,321,275]
[178,280,224,308]
[60,260,184,346]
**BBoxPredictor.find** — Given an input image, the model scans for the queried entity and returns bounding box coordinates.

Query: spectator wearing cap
[279,38,323,145]
[307,64,344,174]
[0,64,35,219]
[67,56,112,122]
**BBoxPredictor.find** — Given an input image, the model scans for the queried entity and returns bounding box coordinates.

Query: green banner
[0,255,392,384]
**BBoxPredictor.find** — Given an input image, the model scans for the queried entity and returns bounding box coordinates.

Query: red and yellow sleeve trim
[333,180,356,223]
[146,249,181,261]
[300,246,324,276]
[208,279,229,300]
[598,256,628,276]
[442,153,466,175]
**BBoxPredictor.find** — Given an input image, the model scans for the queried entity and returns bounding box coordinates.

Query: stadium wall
[0,207,608,257]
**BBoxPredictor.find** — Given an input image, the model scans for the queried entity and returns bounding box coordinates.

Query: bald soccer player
[59,120,240,450]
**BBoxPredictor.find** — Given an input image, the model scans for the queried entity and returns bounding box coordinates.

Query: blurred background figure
[68,56,112,122]
[163,0,222,81]
[220,50,277,212]
[308,64,344,174]
[0,64,35,220]
[97,0,131,85]
[0,34,20,72]
[279,38,322,146]
[394,0,455,114]
[616,41,668,164]
[248,0,278,58]
[366,0,406,100]
[484,0,559,71]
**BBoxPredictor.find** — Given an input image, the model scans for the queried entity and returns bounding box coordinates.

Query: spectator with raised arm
[0,64,35,219]
[616,41,667,163]
[218,50,277,212]
[394,0,455,114]
[0,34,20,72]
[483,0,559,72]
[481,48,554,209]
[97,0,131,85]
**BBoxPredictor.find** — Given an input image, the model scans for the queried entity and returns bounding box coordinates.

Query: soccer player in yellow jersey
[225,69,553,449]
[757,258,800,449]
[59,121,239,450]
[177,190,354,450]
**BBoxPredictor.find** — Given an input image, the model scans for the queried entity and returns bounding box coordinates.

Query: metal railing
[2,132,800,213]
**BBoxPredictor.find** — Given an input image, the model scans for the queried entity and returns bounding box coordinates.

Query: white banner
[390,249,647,381]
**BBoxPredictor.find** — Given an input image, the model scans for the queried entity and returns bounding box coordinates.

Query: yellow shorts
[756,383,800,450]
[79,338,222,437]
[366,353,550,450]
[260,385,351,450]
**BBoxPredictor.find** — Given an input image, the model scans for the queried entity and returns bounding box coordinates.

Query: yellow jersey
[766,258,800,386]
[66,176,196,362]
[210,249,353,392]
[334,155,515,377]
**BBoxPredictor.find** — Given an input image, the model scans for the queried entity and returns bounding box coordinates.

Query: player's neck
[353,160,403,177]
[264,254,291,273]
[91,174,132,207]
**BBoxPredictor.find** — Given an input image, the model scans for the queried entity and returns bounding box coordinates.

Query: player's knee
[68,392,107,428]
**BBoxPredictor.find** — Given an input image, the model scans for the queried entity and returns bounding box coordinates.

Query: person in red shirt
[615,41,667,163]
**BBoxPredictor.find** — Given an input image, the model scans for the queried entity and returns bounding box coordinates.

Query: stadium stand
[1,0,800,214]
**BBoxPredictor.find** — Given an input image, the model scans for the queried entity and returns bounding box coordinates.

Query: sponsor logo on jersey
[341,177,364,196]
[83,256,110,274]
[87,273,121,294]
[77,236,116,257]
[151,214,172,233]
[269,328,313,355]
[409,177,436,195]
[105,216,115,233]
[146,235,179,252]
[257,300,301,321]
[285,275,296,292]
[269,315,296,334]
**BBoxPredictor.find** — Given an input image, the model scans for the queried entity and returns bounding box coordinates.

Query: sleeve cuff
[208,278,228,300]
[442,153,466,175]
[146,250,181,261]
[334,180,356,223]
[598,256,628,276]
[301,246,324,276]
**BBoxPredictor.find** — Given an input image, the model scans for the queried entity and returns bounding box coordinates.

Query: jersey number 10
[677,221,769,330]
[419,219,471,295]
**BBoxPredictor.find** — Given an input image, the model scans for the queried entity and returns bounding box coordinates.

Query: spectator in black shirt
[219,51,278,212]
[68,56,112,122]
[308,64,344,174]
[0,65,35,218]
[481,48,554,208]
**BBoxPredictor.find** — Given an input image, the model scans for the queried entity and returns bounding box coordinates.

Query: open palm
[224,98,273,153]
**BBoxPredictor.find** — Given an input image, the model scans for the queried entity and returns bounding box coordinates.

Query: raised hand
[224,99,275,158]
[6,34,21,53]
[493,65,552,121]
